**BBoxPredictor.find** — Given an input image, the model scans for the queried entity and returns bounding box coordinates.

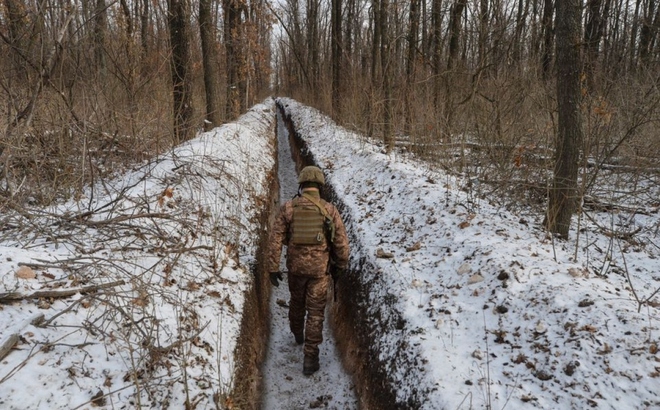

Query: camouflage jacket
[268,190,349,277]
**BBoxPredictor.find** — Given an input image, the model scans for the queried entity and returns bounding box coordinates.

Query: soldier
[268,165,350,375]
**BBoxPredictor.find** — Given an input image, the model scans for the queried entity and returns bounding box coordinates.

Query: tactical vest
[291,197,327,246]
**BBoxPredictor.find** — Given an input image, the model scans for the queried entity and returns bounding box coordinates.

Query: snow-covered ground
[0,100,277,409]
[279,97,660,410]
[1,95,659,410]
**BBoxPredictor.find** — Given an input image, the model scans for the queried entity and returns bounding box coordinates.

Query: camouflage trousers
[287,273,330,358]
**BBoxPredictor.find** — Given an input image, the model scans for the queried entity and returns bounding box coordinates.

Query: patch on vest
[291,203,326,245]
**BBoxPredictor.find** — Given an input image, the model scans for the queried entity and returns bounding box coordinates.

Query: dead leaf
[457,263,472,275]
[468,274,484,284]
[376,248,394,259]
[90,389,106,407]
[132,297,148,307]
[186,281,201,291]
[157,187,175,207]
[37,298,52,309]
[207,290,222,298]
[598,343,612,355]
[406,241,422,252]
[458,221,470,229]
[16,266,36,279]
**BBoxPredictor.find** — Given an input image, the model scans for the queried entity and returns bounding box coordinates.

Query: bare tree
[545,0,584,238]
[200,0,223,129]
[381,0,394,152]
[541,0,554,79]
[224,0,247,118]
[168,0,195,144]
[93,0,108,79]
[331,0,342,117]
[405,0,420,136]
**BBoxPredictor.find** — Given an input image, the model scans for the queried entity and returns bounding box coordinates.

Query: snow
[278,97,660,409]
[1,95,659,409]
[0,100,277,409]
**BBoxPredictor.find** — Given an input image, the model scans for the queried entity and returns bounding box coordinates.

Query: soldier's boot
[303,355,319,376]
[294,333,304,345]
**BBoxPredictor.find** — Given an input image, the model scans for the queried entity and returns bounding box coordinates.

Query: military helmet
[298,166,325,185]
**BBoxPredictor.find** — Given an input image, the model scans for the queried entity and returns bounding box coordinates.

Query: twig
[39,299,84,328]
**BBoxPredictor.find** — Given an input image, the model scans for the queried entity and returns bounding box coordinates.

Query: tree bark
[308,0,320,91]
[432,0,443,138]
[444,0,466,141]
[545,0,583,239]
[331,0,342,118]
[639,0,656,64]
[224,0,246,118]
[380,0,394,152]
[541,0,554,79]
[140,0,150,59]
[93,0,108,79]
[200,0,222,129]
[584,0,609,90]
[405,0,419,136]
[167,0,195,144]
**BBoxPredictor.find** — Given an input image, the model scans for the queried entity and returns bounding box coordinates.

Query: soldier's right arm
[267,204,289,273]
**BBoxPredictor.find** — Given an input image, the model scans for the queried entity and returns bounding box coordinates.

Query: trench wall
[277,102,404,410]
[231,117,280,409]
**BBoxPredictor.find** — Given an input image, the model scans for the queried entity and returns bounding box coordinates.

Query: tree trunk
[477,0,489,67]
[367,0,381,139]
[444,0,466,140]
[639,0,656,64]
[331,0,342,118]
[307,0,320,92]
[629,0,642,70]
[432,0,443,138]
[167,0,195,144]
[200,0,222,129]
[541,0,554,79]
[545,0,583,239]
[140,0,150,59]
[405,0,419,136]
[512,0,530,67]
[584,0,608,90]
[381,0,394,152]
[93,0,108,80]
[224,0,245,119]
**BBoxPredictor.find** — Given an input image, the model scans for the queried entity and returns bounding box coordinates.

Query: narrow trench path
[260,112,358,409]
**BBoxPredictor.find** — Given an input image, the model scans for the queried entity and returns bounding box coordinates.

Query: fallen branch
[0,314,44,361]
[0,280,125,302]
[583,195,655,216]
[0,334,19,361]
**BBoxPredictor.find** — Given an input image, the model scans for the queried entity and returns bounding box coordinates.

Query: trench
[258,107,359,409]
[235,101,402,409]
[275,101,406,410]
